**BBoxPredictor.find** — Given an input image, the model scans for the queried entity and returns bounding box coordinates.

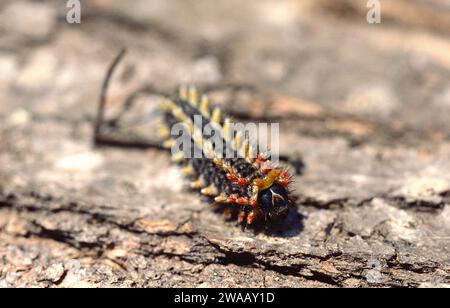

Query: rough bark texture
[1,0,449,287]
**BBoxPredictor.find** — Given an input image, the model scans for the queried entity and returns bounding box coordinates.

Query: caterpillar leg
[237,210,248,230]
[246,211,255,225]
[237,210,247,223]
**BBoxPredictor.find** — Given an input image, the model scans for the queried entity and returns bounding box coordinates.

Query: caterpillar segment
[161,86,293,227]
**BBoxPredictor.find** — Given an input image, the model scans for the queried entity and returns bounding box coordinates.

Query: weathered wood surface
[0,0,449,287]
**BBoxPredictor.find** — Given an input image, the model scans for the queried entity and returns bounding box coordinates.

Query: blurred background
[1,0,450,288]
[1,0,449,129]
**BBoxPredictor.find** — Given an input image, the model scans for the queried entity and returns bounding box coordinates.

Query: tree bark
[0,0,449,287]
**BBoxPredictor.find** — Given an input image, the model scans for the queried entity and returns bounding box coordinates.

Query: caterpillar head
[257,183,290,222]
[253,169,291,222]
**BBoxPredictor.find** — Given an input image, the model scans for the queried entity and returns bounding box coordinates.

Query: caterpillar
[158,85,294,228]
[94,50,295,229]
